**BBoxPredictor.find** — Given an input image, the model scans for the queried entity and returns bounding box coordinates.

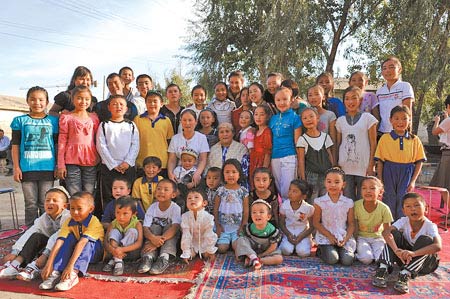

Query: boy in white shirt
[0,187,71,281]
[138,179,181,275]
[372,192,441,294]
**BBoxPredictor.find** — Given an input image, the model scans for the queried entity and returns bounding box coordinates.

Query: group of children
[0,56,444,294]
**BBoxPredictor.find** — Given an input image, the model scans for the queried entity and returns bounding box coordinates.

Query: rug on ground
[0,235,206,299]
[191,254,450,299]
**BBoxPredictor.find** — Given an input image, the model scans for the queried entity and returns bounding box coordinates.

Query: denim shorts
[217,231,239,245]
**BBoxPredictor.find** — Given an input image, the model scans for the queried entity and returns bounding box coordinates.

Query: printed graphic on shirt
[343,134,359,163]
[23,123,53,159]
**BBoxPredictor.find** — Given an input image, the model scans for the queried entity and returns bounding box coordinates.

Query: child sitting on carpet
[138,179,181,275]
[0,187,71,281]
[103,196,143,275]
[279,179,315,257]
[40,191,104,291]
[180,189,217,263]
[214,159,249,254]
[372,192,441,294]
[235,199,283,270]
[101,178,145,230]
[313,167,356,266]
[354,176,393,264]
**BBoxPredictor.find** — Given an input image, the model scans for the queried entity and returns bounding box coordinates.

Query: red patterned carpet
[1,189,448,299]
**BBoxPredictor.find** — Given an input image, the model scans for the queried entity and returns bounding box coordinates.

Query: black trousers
[19,233,49,265]
[378,229,439,277]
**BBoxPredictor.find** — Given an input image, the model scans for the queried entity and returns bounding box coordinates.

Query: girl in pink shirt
[57,86,99,195]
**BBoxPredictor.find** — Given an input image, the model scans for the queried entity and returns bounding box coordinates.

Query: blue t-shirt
[10,114,58,172]
[101,198,146,223]
[269,109,302,159]
[327,97,345,118]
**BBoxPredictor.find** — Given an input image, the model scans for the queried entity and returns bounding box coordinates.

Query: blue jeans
[22,180,54,226]
[318,245,354,266]
[65,165,97,195]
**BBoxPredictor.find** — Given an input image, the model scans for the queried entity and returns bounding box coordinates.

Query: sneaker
[5,169,13,176]
[39,270,60,290]
[394,273,410,294]
[54,271,79,291]
[372,267,388,288]
[138,256,153,274]
[113,261,124,276]
[16,264,40,281]
[0,263,20,278]
[102,259,115,272]
[149,256,170,275]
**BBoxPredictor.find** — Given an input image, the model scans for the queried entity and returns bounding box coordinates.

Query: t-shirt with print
[216,185,248,233]
[10,114,59,178]
[168,132,210,165]
[143,202,182,227]
[335,112,378,176]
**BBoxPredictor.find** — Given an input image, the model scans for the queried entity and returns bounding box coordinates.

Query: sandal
[250,258,262,270]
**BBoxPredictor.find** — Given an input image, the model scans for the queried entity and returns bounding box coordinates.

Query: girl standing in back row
[57,86,99,196]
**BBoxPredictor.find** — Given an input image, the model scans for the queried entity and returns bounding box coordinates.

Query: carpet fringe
[184,257,216,299]
[86,272,194,284]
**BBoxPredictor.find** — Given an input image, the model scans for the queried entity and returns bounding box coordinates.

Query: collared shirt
[133,112,174,168]
[0,135,10,151]
[375,131,426,164]
[132,175,164,211]
[58,213,104,242]
[269,108,302,159]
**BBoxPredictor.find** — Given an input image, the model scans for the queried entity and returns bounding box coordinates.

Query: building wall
[0,110,27,138]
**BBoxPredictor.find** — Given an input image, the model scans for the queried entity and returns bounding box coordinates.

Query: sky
[0,0,353,103]
[0,0,195,101]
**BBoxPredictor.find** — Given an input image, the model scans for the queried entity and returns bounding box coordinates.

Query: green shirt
[354,199,393,238]
[249,222,276,237]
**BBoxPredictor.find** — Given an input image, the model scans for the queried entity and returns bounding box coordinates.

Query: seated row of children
[0,163,441,294]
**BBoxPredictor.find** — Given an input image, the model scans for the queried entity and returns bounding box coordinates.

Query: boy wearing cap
[0,186,71,281]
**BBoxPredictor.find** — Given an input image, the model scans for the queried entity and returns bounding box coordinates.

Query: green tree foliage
[354,0,449,132]
[185,0,383,89]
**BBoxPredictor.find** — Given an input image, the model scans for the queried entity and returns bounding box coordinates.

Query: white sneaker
[39,270,60,290]
[16,264,40,281]
[0,263,20,278]
[54,271,79,291]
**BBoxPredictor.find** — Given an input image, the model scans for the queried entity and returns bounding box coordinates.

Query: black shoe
[137,256,153,274]
[149,256,170,275]
[372,267,388,288]
[394,273,410,294]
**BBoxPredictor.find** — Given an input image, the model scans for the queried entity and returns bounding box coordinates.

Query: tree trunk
[412,92,425,135]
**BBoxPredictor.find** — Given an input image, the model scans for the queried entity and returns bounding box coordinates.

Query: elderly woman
[206,122,249,179]
[167,109,209,187]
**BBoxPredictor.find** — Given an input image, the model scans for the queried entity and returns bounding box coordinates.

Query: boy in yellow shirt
[40,192,104,291]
